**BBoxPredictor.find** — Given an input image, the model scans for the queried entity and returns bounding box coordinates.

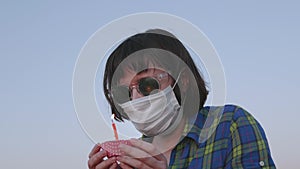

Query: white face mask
[119,75,183,137]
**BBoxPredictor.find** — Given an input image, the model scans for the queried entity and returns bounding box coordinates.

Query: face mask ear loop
[172,69,184,90]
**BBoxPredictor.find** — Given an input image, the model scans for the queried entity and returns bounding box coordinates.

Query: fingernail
[130,138,138,143]
[130,138,138,141]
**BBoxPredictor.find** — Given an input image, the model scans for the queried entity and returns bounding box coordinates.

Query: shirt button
[259,161,265,166]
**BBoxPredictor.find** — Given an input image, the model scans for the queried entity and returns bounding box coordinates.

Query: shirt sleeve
[224,106,276,169]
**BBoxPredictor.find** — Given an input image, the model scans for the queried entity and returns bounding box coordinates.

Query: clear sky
[1,1,299,168]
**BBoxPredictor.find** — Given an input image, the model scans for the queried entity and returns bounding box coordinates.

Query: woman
[88,29,276,169]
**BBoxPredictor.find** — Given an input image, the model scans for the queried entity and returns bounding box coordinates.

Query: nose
[131,87,143,100]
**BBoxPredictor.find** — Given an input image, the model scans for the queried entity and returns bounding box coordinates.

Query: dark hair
[103,29,209,121]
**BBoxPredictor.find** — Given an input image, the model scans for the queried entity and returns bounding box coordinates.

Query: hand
[88,144,118,169]
[117,138,168,169]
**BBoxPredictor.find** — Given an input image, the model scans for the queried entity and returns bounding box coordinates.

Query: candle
[111,114,119,140]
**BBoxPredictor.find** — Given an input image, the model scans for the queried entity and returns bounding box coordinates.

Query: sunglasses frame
[129,72,169,96]
[111,72,170,103]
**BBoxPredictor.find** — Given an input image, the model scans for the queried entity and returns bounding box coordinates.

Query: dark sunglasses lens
[112,86,130,104]
[138,77,159,96]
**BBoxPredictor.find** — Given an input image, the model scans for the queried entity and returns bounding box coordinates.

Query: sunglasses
[111,72,169,104]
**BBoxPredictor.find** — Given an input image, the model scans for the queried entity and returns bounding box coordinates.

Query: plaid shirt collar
[181,106,208,146]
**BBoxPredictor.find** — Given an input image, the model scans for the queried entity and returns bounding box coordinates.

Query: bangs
[111,48,184,87]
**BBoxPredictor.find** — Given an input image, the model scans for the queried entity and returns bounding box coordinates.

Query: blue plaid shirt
[167,105,276,168]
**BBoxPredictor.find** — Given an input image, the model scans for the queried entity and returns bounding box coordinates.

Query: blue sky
[1,1,299,168]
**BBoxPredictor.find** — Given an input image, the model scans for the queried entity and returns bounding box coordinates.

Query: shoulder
[201,105,275,168]
[202,104,257,123]
[221,104,264,134]
[199,104,268,140]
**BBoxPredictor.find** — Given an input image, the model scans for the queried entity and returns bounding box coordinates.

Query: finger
[129,138,160,155]
[117,156,152,169]
[129,138,166,161]
[88,150,107,168]
[119,153,165,169]
[108,162,118,169]
[118,162,133,169]
[95,157,116,169]
[119,143,149,159]
[89,143,101,158]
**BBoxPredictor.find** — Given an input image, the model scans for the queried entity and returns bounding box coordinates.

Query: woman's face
[117,67,175,100]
